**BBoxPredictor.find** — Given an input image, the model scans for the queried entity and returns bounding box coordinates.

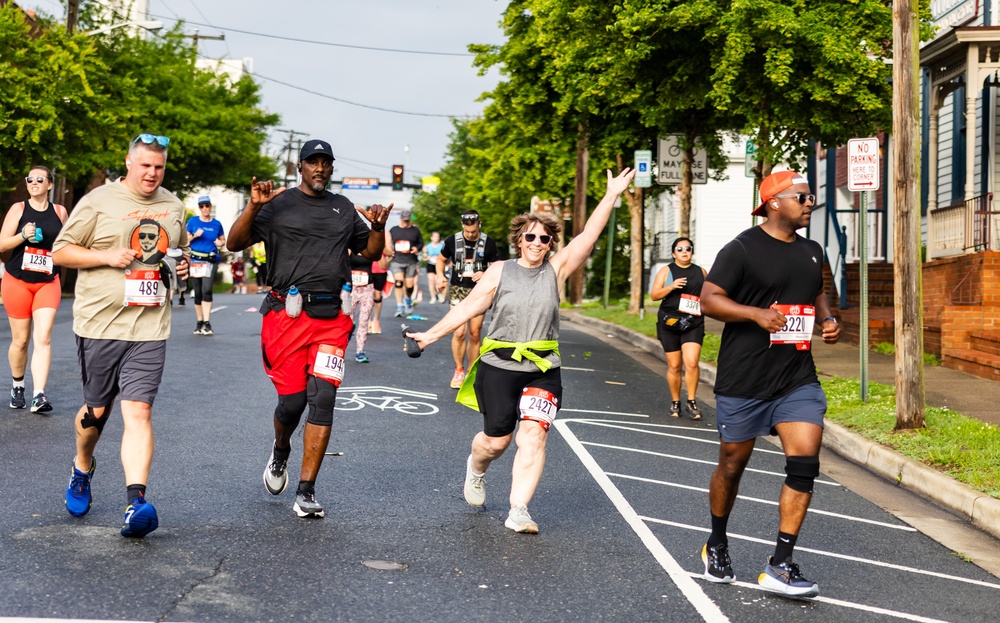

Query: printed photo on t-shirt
[130,218,169,266]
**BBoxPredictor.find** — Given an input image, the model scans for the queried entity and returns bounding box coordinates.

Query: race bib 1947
[311,345,346,386]
[769,304,815,351]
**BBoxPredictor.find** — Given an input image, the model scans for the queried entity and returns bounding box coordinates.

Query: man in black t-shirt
[698,171,841,598]
[227,139,390,520]
[385,210,423,317]
[436,210,500,389]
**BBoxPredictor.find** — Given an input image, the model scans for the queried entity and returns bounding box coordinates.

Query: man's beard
[309,180,327,193]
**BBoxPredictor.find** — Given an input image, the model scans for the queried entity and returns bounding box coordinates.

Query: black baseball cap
[299,139,335,162]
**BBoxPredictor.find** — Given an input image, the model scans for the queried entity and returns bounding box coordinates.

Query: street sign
[744,140,757,178]
[847,138,880,192]
[342,177,379,190]
[657,135,707,185]
[634,150,652,188]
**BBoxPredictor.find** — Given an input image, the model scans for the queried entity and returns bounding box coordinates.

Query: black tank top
[6,200,63,283]
[658,262,705,319]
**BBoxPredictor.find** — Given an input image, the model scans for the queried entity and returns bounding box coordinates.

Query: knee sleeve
[406,285,416,297]
[274,391,307,428]
[394,279,404,289]
[305,376,337,426]
[81,405,111,435]
[374,292,382,303]
[784,455,820,493]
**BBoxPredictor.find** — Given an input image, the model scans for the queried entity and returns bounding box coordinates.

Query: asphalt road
[1,292,999,622]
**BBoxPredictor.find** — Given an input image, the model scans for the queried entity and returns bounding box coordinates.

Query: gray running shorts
[389,260,419,279]
[75,337,167,407]
[714,382,826,443]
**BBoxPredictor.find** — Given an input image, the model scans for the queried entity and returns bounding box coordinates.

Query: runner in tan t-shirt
[52,133,191,539]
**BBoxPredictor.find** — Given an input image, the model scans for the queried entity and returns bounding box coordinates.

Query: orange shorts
[260,308,354,395]
[1,273,62,319]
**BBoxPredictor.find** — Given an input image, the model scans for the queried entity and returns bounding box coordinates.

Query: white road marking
[561,409,649,418]
[337,385,438,400]
[581,440,840,486]
[212,305,228,312]
[561,366,595,372]
[553,419,731,622]
[607,472,916,530]
[685,575,952,623]
[574,419,786,455]
[643,517,1000,590]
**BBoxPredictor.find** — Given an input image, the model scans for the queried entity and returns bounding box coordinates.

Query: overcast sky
[22,0,507,207]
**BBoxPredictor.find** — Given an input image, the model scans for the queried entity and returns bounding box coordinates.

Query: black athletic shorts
[75,337,166,407]
[656,322,706,353]
[371,272,388,292]
[473,362,562,437]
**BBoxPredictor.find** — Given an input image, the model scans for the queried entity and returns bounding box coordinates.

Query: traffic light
[392,165,404,191]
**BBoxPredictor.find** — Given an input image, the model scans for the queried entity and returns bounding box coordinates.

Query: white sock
[12,378,24,389]
[34,389,44,397]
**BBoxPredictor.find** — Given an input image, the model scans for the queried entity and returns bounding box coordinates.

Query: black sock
[772,531,798,565]
[273,443,291,461]
[127,484,147,504]
[296,480,315,495]
[707,513,729,547]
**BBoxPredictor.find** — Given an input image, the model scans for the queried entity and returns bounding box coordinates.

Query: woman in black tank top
[650,237,708,420]
[0,165,69,413]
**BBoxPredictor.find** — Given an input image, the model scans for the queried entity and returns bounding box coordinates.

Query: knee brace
[305,376,337,426]
[784,455,820,493]
[274,391,307,428]
[394,279,404,289]
[405,284,415,297]
[81,405,111,435]
[374,292,382,303]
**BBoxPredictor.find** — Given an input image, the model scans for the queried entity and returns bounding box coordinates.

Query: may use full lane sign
[847,138,880,192]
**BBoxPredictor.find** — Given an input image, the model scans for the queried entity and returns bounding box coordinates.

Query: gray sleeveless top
[481,259,561,372]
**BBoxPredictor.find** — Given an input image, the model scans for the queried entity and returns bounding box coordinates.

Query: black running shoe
[201,321,214,336]
[669,401,681,418]
[31,392,52,413]
[687,400,702,420]
[758,557,819,597]
[9,386,25,409]
[702,542,736,583]
[194,321,205,335]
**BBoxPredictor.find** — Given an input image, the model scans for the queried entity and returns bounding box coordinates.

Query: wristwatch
[822,316,837,323]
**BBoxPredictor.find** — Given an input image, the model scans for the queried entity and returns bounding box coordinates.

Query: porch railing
[929,193,998,257]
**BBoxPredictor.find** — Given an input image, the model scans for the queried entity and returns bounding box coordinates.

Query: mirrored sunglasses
[523,233,552,244]
[674,246,693,252]
[773,192,816,205]
[131,133,170,147]
[461,215,479,224]
[25,176,48,184]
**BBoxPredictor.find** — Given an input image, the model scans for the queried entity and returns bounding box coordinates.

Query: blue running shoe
[65,457,96,517]
[758,557,819,597]
[121,496,159,538]
[355,352,369,363]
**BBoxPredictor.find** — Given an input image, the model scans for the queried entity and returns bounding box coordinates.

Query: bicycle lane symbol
[334,385,439,415]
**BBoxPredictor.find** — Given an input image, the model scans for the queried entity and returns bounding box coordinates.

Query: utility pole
[277,129,308,188]
[892,0,926,429]
[66,0,79,34]
[181,29,225,50]
[569,124,589,305]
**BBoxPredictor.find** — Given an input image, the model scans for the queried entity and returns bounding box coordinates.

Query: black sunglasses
[523,233,552,244]
[461,216,479,224]
[674,246,693,252]
[25,176,48,184]
[138,232,158,240]
[773,192,816,205]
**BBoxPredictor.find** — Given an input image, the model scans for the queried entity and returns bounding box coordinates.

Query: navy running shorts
[714,382,826,443]
[75,337,167,407]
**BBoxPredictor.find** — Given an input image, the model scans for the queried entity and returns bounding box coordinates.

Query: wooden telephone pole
[892,0,926,429]
[66,0,79,34]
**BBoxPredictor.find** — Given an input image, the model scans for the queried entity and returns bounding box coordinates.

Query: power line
[149,13,475,57]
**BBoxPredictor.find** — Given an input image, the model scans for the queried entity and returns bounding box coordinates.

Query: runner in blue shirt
[186,196,226,335]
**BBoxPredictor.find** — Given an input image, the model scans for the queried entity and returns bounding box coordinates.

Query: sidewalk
[565,310,1000,541]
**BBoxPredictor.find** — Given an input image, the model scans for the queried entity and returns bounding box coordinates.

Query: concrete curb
[564,310,1000,541]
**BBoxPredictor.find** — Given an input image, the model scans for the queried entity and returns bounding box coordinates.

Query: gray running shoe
[293,490,325,518]
[463,454,486,507]
[504,505,539,534]
[758,557,819,597]
[263,447,288,495]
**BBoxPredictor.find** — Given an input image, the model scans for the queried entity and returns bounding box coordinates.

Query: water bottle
[33,226,42,243]
[285,285,302,318]
[340,283,353,315]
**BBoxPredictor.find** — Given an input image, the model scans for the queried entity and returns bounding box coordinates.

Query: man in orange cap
[697,170,841,597]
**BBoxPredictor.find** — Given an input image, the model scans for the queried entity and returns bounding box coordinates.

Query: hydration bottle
[285,285,302,318]
[33,226,42,243]
[340,283,353,315]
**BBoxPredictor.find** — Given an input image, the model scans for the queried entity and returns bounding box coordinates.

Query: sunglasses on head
[25,176,47,184]
[522,233,552,245]
[674,245,693,252]
[773,192,816,205]
[461,215,479,224]
[131,133,170,147]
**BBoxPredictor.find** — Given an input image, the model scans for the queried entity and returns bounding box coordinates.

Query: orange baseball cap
[753,171,809,216]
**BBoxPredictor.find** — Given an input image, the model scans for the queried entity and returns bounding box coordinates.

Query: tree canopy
[0,3,278,200]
